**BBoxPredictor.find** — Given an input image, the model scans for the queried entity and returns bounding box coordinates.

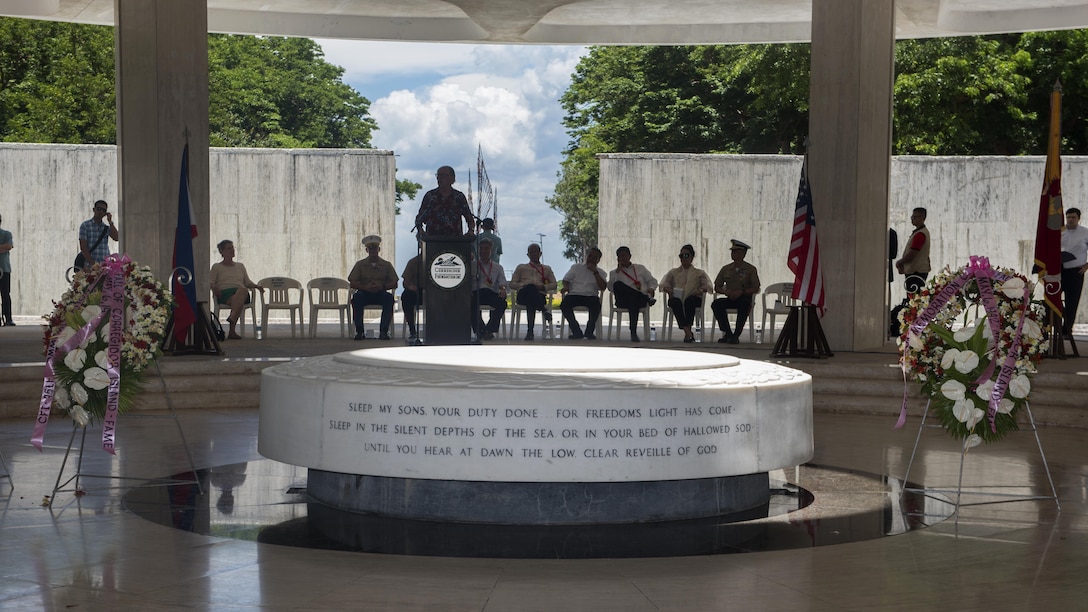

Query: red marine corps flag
[1033,81,1064,323]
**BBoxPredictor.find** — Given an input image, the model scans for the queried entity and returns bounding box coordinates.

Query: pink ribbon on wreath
[31,254,130,453]
[895,256,1032,432]
[32,309,108,451]
[99,254,129,454]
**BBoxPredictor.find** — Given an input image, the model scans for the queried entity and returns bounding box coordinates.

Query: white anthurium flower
[940,348,961,370]
[1021,318,1042,340]
[53,387,71,409]
[94,350,110,370]
[908,331,924,351]
[80,305,102,324]
[965,406,986,430]
[998,277,1026,299]
[941,379,966,401]
[63,347,87,372]
[975,379,996,402]
[952,398,974,423]
[70,382,88,405]
[997,398,1015,414]
[963,434,983,450]
[83,367,110,391]
[1008,374,1031,399]
[55,326,77,348]
[954,350,980,374]
[71,406,90,428]
[953,326,976,343]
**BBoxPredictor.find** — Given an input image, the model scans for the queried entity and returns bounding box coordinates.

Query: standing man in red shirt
[896,207,931,295]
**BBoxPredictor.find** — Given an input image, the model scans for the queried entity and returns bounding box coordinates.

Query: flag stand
[1044,311,1078,359]
[161,302,222,356]
[771,304,833,358]
[160,266,222,356]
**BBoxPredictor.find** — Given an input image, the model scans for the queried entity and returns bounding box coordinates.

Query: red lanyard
[619,266,641,289]
[530,263,547,284]
[478,259,493,286]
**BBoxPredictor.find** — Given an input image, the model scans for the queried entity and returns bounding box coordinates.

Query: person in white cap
[711,239,760,344]
[348,235,399,340]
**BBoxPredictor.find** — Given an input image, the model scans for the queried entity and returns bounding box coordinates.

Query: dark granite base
[306,470,771,525]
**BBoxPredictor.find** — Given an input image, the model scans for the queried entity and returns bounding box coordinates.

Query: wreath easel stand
[0,448,12,490]
[900,399,1060,512]
[48,361,202,507]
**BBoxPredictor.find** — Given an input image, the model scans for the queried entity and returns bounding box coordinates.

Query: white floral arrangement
[897,258,1048,446]
[41,258,171,427]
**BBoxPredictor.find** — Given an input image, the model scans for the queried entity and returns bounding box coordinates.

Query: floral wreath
[36,256,171,440]
[896,257,1048,446]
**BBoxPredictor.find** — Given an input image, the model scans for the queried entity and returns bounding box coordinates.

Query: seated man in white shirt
[473,239,507,341]
[608,246,657,342]
[560,247,607,340]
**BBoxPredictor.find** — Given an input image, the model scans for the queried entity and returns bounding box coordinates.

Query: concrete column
[115,0,209,291]
[808,0,895,351]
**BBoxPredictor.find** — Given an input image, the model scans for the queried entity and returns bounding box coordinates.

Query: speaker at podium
[421,235,475,345]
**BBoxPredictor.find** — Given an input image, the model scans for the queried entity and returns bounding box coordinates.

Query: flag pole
[1034,80,1072,358]
[774,145,833,358]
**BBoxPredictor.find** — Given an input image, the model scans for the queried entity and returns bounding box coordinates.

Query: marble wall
[0,144,395,319]
[599,153,1088,328]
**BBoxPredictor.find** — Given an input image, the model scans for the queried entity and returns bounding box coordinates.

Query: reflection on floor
[121,461,954,558]
[1,409,1085,610]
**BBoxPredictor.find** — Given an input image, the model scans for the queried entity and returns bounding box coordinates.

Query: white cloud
[319,40,587,270]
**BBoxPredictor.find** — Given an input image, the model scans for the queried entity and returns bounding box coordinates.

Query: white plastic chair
[762,282,797,343]
[607,289,650,341]
[307,277,350,338]
[211,287,257,338]
[258,276,304,339]
[662,295,707,342]
[511,289,555,339]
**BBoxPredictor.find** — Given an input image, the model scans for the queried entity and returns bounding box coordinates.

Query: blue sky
[316,40,587,272]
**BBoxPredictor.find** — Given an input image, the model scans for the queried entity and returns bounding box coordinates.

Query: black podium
[422,235,475,345]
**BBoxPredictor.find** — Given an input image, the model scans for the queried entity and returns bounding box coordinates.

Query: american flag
[787,155,825,312]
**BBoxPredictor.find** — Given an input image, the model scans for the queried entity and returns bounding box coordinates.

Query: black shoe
[3,320,13,327]
[353,332,364,340]
[648,298,657,306]
[481,331,495,341]
[585,333,597,340]
[568,332,584,340]
[683,336,695,344]
[379,333,391,340]
[525,331,535,341]
[631,331,640,342]
[717,336,730,344]
[726,335,740,344]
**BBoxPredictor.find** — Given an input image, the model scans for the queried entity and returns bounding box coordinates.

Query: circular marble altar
[259,346,813,524]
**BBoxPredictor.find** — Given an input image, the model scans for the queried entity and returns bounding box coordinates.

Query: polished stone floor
[0,407,1084,611]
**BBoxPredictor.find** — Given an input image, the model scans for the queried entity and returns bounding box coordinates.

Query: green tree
[893,35,1034,155]
[394,177,422,215]
[207,35,375,148]
[0,19,115,143]
[0,20,433,205]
